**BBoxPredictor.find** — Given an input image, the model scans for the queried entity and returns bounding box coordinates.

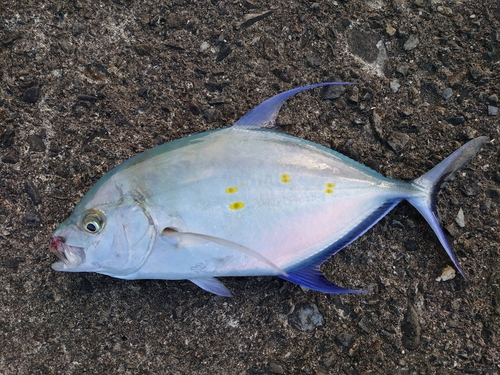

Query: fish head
[50,197,156,277]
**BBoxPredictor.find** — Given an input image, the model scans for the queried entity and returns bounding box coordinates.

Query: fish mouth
[50,236,85,270]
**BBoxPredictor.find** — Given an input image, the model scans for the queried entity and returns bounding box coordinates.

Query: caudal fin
[407,136,488,279]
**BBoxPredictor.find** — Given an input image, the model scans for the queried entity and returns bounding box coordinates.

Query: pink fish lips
[50,236,85,270]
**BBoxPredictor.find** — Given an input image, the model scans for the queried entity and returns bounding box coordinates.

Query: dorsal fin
[233,82,355,128]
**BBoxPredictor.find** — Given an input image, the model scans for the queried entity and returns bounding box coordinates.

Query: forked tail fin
[407,137,488,279]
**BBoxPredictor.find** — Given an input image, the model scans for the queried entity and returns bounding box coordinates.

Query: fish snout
[50,235,65,246]
[50,236,66,258]
[50,235,85,269]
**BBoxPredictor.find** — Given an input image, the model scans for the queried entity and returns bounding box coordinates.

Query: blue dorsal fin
[233,82,355,128]
[189,277,233,297]
[279,264,365,294]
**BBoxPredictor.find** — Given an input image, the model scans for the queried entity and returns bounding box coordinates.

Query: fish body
[51,83,487,296]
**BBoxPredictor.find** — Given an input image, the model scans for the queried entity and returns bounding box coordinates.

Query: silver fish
[50,83,487,296]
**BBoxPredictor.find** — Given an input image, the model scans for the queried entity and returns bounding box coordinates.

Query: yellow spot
[325,188,334,194]
[325,182,336,188]
[225,187,238,194]
[281,174,291,183]
[241,182,246,187]
[230,201,245,210]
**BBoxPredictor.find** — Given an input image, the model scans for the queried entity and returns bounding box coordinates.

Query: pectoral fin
[189,277,233,297]
[163,229,287,276]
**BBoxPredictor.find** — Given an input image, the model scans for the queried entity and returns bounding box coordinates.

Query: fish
[50,82,488,297]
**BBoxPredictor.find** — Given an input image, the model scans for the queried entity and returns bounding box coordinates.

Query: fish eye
[82,210,105,234]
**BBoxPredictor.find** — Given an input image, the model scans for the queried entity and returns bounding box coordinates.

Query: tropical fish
[50,82,487,297]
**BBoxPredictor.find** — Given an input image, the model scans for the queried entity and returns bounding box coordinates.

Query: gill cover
[94,199,157,276]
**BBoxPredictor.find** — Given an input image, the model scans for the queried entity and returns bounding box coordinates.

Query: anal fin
[189,277,233,297]
[280,265,365,294]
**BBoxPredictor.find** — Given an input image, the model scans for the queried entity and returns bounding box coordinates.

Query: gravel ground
[1,0,499,374]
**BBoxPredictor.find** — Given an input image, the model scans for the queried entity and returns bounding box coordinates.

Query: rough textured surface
[1,0,499,374]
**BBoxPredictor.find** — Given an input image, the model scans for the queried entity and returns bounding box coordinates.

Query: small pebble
[488,188,500,202]
[77,95,98,103]
[404,239,419,252]
[487,94,498,104]
[233,10,273,29]
[288,303,323,332]
[58,40,74,54]
[23,87,40,104]
[1,129,15,148]
[390,80,400,93]
[1,31,22,45]
[71,23,85,36]
[24,182,41,205]
[357,317,372,333]
[370,109,384,138]
[79,277,94,295]
[165,15,186,30]
[28,134,46,152]
[446,115,465,125]
[391,219,405,229]
[320,84,345,100]
[493,290,500,316]
[437,6,453,16]
[387,131,409,152]
[216,43,231,62]
[488,105,498,116]
[469,65,483,80]
[1,150,18,164]
[133,43,152,56]
[199,41,210,53]
[269,362,285,374]
[335,333,355,348]
[493,171,500,184]
[396,65,409,75]
[455,208,465,227]
[400,107,414,117]
[189,101,201,115]
[403,34,419,51]
[204,108,220,122]
[3,258,21,270]
[442,87,453,100]
[386,24,397,36]
[138,87,149,98]
[401,304,420,350]
[346,86,359,104]
[272,67,294,83]
[305,55,321,68]
[446,223,460,237]
[436,265,456,282]
[24,212,41,225]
